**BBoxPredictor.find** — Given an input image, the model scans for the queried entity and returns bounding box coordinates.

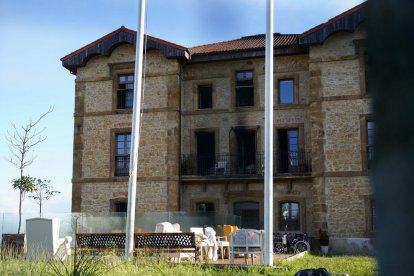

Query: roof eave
[299,2,367,45]
[61,27,189,74]
[189,45,308,64]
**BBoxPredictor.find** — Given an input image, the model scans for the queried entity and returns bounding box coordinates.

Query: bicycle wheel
[274,242,284,254]
[294,241,310,253]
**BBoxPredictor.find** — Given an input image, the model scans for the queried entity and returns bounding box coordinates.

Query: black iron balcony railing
[180,150,312,177]
[115,155,130,176]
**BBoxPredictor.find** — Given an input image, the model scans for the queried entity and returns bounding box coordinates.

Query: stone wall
[309,26,374,247]
[182,55,311,156]
[72,44,181,213]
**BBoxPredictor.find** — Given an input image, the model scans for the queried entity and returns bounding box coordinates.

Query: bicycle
[273,232,310,254]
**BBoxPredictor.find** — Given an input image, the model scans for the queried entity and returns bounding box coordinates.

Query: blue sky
[0,0,365,214]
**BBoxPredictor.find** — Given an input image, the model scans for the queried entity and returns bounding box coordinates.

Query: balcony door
[196,132,215,175]
[235,130,256,174]
[277,129,299,173]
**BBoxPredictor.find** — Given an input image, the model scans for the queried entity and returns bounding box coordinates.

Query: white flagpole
[125,0,146,258]
[264,0,274,266]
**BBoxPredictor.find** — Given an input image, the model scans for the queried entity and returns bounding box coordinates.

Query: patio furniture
[190,227,218,261]
[75,232,196,263]
[76,233,125,253]
[223,224,238,242]
[215,161,228,175]
[155,222,176,233]
[155,222,191,262]
[26,218,72,260]
[230,229,264,265]
[216,235,229,259]
[135,232,196,263]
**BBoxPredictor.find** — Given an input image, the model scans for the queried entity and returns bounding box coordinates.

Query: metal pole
[125,0,146,258]
[264,0,274,266]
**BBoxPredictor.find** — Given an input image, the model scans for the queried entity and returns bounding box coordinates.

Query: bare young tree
[6,107,53,234]
[29,179,60,217]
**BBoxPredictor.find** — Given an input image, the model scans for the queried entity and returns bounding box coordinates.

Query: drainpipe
[178,63,183,212]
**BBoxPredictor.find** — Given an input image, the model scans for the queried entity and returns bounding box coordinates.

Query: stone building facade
[62,3,373,252]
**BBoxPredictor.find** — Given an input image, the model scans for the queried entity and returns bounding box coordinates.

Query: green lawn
[0,251,377,275]
[279,253,377,276]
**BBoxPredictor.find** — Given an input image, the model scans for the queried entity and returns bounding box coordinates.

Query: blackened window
[236,71,254,107]
[280,202,300,231]
[198,85,212,109]
[236,129,257,174]
[278,79,294,104]
[367,120,374,169]
[196,202,215,215]
[117,74,134,109]
[115,133,131,176]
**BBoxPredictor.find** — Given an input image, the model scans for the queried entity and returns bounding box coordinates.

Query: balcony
[180,150,312,177]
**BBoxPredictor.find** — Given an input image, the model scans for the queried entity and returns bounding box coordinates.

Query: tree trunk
[18,190,23,234]
[40,200,42,218]
[18,168,23,234]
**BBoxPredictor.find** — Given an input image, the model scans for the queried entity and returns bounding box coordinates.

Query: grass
[279,253,377,276]
[0,247,377,276]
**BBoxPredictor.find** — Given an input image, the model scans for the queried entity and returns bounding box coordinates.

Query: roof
[61,2,366,73]
[299,1,366,44]
[61,26,189,74]
[189,34,299,55]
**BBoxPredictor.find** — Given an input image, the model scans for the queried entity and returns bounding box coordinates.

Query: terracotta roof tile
[189,34,298,55]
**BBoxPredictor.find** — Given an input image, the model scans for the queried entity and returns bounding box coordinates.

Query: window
[277,129,300,173]
[278,79,294,104]
[235,71,254,107]
[235,129,257,174]
[117,74,134,109]
[280,202,300,231]
[234,201,260,229]
[196,202,215,215]
[364,52,369,94]
[114,202,127,213]
[371,200,376,232]
[366,120,374,169]
[198,85,212,109]
[115,133,131,176]
[196,132,215,175]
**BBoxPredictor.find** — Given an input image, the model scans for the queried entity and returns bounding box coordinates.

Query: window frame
[278,79,295,105]
[235,70,254,107]
[197,84,213,109]
[195,202,215,215]
[279,201,301,232]
[360,114,374,171]
[113,131,131,177]
[363,195,376,236]
[116,74,134,110]
[275,125,306,174]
